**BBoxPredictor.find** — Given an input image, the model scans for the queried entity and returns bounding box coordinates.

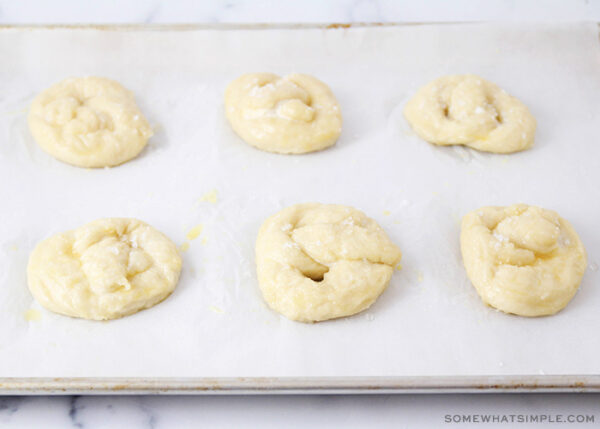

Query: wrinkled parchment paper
[0,23,598,378]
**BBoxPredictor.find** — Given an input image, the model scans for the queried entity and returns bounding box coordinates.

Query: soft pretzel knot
[256,203,402,322]
[404,75,536,153]
[28,77,153,167]
[225,73,342,154]
[461,204,587,317]
[27,218,182,320]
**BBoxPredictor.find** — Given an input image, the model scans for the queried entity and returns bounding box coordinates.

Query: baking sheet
[0,23,599,390]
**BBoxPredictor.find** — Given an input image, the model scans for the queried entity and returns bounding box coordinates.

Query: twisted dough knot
[29,77,153,167]
[27,218,182,320]
[404,75,536,153]
[461,204,587,317]
[246,77,315,122]
[225,73,342,154]
[256,203,402,322]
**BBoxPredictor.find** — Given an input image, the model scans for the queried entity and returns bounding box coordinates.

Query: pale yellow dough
[225,73,342,154]
[461,204,587,316]
[255,203,402,322]
[27,218,182,320]
[404,75,536,153]
[28,77,153,167]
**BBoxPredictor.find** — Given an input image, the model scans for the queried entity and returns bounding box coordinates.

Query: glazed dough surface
[27,218,182,320]
[28,77,153,167]
[225,73,342,154]
[256,203,402,322]
[404,74,536,153]
[461,204,587,316]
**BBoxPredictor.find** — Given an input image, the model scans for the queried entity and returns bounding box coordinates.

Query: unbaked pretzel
[461,204,587,316]
[255,203,402,322]
[404,75,536,153]
[28,77,153,167]
[225,73,342,154]
[28,218,182,320]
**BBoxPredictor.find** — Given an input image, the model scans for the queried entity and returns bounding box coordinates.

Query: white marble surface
[1,1,600,428]
[0,0,599,23]
[0,393,598,429]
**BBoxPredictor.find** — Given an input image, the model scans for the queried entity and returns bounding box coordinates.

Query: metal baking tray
[0,22,598,394]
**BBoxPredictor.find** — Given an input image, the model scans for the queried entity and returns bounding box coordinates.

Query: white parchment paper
[0,23,598,378]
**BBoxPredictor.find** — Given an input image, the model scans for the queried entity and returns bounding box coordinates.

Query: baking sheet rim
[0,375,597,394]
[2,22,598,395]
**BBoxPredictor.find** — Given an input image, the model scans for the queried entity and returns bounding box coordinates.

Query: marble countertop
[1,0,599,24]
[0,393,599,428]
[1,1,599,428]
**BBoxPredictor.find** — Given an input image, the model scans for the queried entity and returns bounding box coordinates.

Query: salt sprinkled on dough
[559,236,572,247]
[493,231,509,243]
[341,218,356,226]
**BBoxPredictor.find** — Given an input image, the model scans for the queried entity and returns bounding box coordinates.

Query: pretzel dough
[28,77,153,167]
[256,203,402,322]
[404,75,536,153]
[461,204,587,316]
[27,218,182,320]
[225,73,342,154]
